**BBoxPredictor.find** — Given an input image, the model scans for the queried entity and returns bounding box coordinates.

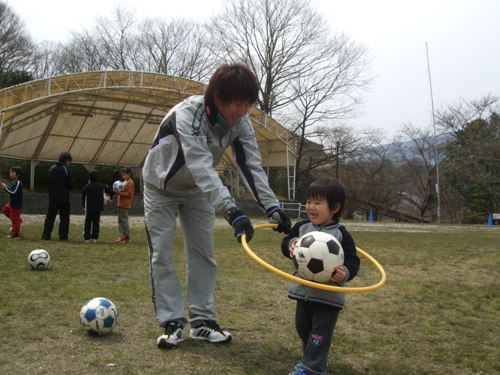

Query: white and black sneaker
[157,321,185,349]
[189,320,232,343]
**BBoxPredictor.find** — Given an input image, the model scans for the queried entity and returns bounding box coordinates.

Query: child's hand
[332,265,347,283]
[1,182,6,189]
[289,238,299,258]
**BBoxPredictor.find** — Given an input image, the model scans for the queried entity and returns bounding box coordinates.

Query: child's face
[305,196,338,226]
[9,170,18,180]
[121,172,130,180]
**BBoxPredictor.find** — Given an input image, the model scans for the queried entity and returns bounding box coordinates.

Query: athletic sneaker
[189,320,232,343]
[157,321,185,349]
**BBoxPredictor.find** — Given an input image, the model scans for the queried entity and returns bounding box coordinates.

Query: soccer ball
[293,231,344,283]
[28,249,50,270]
[80,297,118,336]
[103,192,111,204]
[113,180,124,192]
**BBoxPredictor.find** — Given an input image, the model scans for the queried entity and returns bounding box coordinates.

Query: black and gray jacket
[281,219,361,309]
[4,180,23,209]
[142,95,279,213]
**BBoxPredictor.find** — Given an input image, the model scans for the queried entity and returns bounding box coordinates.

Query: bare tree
[135,18,215,81]
[57,31,109,73]
[437,94,499,135]
[0,1,35,72]
[30,41,66,78]
[437,95,500,220]
[92,7,139,71]
[344,134,400,206]
[392,123,446,219]
[209,0,369,115]
[208,0,371,195]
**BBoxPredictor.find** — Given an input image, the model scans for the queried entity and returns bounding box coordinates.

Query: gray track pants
[144,183,217,327]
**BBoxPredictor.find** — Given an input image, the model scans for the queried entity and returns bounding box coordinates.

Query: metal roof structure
[0,71,297,198]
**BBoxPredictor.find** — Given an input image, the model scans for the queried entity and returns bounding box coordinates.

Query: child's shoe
[289,364,310,375]
[115,236,127,243]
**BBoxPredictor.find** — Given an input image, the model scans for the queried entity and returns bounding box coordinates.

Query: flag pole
[426,42,441,223]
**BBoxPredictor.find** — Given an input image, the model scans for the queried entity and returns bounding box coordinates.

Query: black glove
[266,206,292,234]
[225,207,254,243]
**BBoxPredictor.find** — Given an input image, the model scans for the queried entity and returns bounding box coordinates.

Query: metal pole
[426,42,441,223]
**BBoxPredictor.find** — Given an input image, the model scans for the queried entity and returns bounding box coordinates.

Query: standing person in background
[1,166,23,238]
[142,63,292,350]
[114,167,135,243]
[82,170,111,243]
[42,152,74,241]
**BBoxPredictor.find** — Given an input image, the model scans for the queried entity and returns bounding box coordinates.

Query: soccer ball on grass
[80,297,118,336]
[293,231,344,283]
[28,249,50,270]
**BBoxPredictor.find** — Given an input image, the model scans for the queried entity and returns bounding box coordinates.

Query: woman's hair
[307,177,346,219]
[204,63,259,106]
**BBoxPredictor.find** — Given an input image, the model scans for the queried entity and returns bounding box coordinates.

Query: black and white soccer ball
[113,180,124,192]
[293,231,344,283]
[28,248,50,270]
[80,297,118,336]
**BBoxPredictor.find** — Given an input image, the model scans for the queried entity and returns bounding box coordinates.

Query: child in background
[1,166,23,238]
[281,177,360,375]
[114,167,135,243]
[82,170,111,242]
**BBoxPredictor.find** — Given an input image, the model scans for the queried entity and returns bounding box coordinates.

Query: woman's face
[214,97,252,125]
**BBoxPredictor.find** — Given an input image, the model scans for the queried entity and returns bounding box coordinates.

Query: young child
[82,170,111,242]
[281,177,360,375]
[114,167,135,243]
[1,166,23,238]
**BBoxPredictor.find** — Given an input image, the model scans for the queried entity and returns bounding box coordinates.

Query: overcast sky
[8,0,500,139]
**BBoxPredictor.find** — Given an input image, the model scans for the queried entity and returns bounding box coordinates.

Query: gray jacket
[142,95,279,213]
[281,220,360,309]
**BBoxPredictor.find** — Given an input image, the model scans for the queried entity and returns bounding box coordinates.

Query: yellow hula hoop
[241,224,386,293]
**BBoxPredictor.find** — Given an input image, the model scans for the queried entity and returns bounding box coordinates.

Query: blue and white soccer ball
[293,231,344,283]
[80,297,118,336]
[28,248,50,270]
[113,180,124,192]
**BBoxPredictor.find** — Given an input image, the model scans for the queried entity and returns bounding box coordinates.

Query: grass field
[0,216,499,375]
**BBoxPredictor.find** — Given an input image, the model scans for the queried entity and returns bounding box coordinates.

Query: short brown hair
[204,63,259,106]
